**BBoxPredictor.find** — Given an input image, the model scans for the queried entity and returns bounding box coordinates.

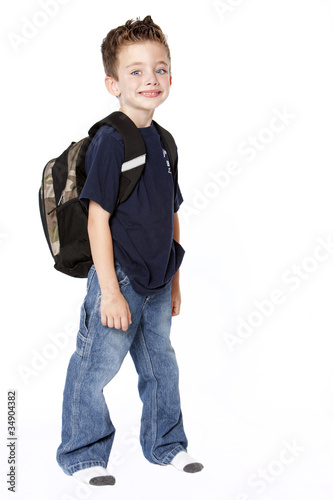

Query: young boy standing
[56,16,203,486]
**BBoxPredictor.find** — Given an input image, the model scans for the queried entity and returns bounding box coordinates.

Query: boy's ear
[105,76,120,97]
[169,75,172,86]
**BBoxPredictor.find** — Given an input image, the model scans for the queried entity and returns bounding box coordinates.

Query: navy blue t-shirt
[80,121,185,295]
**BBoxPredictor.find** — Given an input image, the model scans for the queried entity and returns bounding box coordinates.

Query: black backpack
[39,111,177,278]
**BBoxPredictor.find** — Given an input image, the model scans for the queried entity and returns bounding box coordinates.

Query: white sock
[170,451,204,473]
[72,466,115,486]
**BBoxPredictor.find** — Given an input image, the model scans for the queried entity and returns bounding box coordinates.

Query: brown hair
[101,16,171,79]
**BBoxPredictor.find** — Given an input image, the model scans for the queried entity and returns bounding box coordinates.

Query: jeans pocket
[115,260,130,288]
[76,301,89,357]
[87,264,96,289]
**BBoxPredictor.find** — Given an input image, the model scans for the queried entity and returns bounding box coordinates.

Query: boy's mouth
[138,91,162,98]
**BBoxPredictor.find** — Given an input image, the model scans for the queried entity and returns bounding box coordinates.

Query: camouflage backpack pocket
[39,137,93,278]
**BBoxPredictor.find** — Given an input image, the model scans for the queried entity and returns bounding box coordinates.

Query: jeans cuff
[68,460,108,475]
[160,445,187,465]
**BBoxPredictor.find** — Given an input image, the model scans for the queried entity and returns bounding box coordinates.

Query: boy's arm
[171,212,181,316]
[87,200,132,331]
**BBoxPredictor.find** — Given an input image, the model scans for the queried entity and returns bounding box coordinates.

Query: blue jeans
[56,262,188,475]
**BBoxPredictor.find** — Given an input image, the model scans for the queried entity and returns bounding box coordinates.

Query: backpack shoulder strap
[88,111,147,206]
[88,111,146,167]
[152,121,177,179]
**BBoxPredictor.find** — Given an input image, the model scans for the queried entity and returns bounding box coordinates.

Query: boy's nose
[145,74,159,86]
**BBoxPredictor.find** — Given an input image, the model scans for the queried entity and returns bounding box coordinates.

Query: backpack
[39,111,177,278]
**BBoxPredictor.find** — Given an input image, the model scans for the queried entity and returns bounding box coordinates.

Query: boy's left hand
[171,282,181,316]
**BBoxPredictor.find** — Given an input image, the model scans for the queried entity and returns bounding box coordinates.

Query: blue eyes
[131,69,166,76]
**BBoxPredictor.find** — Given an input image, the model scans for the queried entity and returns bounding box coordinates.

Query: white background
[1,0,333,499]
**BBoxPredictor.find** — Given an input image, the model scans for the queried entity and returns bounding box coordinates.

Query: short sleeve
[79,127,124,215]
[174,184,183,213]
[172,153,183,213]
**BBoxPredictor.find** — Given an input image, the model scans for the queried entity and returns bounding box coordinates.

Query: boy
[56,16,203,486]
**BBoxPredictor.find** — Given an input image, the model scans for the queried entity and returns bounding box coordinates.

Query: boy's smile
[139,90,163,98]
[105,41,172,127]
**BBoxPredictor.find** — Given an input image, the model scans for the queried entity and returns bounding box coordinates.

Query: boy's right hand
[100,290,132,331]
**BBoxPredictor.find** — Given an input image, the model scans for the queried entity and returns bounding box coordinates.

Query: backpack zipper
[48,193,63,215]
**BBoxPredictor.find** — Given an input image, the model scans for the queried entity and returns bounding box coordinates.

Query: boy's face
[105,41,172,125]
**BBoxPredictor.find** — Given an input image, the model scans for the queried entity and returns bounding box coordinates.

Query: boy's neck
[119,106,155,128]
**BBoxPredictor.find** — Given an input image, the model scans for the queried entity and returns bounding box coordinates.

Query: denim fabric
[56,262,188,475]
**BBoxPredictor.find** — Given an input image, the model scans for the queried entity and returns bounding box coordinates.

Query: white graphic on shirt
[163,149,172,174]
